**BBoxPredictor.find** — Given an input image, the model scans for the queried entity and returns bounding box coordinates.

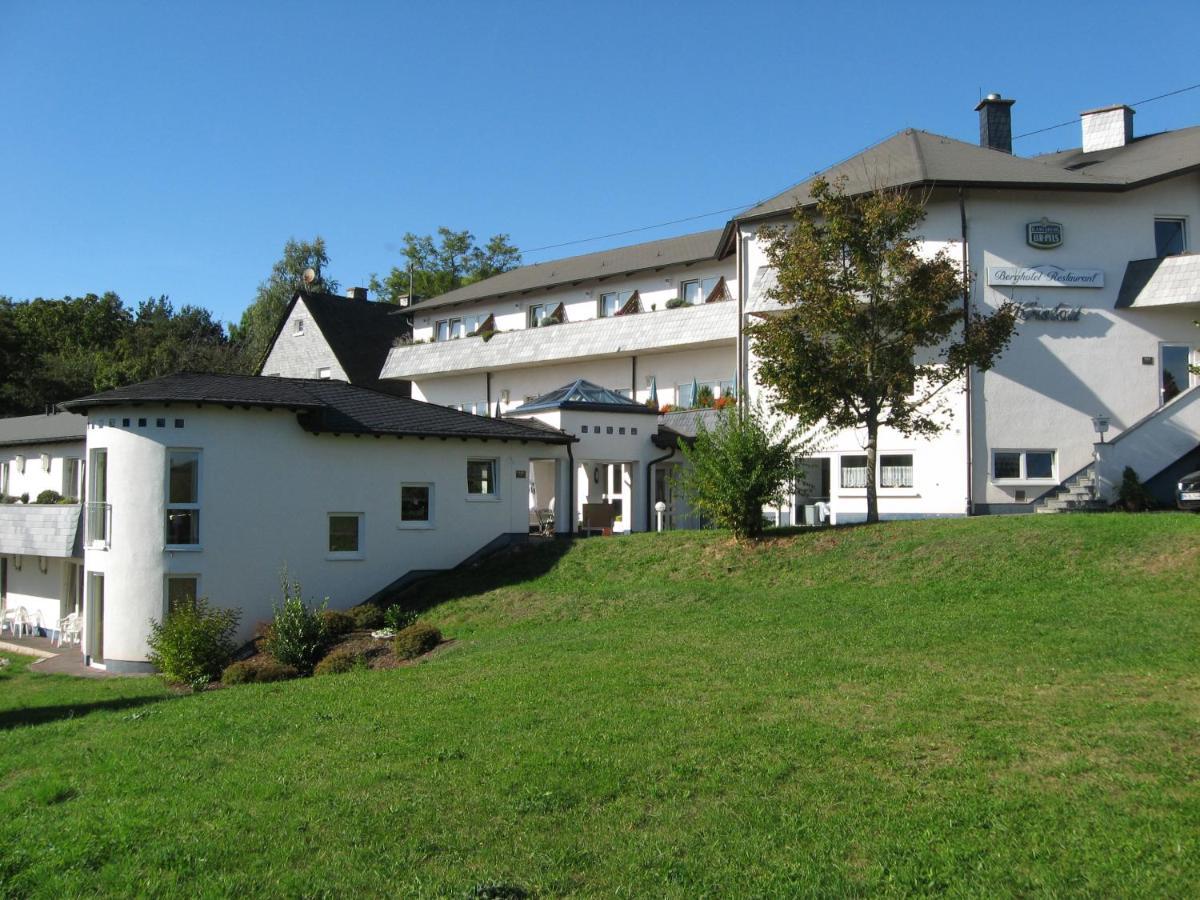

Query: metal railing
[86,502,111,549]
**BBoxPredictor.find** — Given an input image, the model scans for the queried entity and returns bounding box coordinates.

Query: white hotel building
[6,95,1200,671]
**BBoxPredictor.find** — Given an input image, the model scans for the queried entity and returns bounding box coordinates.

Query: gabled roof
[0,412,86,447]
[508,379,657,415]
[59,373,574,444]
[412,230,725,312]
[261,291,412,391]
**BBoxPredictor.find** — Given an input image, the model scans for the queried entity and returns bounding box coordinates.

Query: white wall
[2,555,74,634]
[967,177,1200,506]
[81,406,566,668]
[259,298,348,380]
[410,259,736,343]
[411,345,737,415]
[0,441,85,501]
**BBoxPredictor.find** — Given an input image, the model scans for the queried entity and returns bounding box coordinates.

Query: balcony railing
[86,501,111,549]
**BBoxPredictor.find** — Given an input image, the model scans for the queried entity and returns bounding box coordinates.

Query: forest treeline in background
[0,230,520,417]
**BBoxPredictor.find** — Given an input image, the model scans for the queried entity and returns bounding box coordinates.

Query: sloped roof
[509,379,657,415]
[0,412,86,447]
[1116,254,1200,309]
[59,373,573,444]
[1035,125,1200,183]
[412,230,724,312]
[0,504,82,557]
[737,129,1124,224]
[652,407,724,449]
[261,291,412,391]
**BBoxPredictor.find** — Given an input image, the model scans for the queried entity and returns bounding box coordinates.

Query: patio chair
[8,607,31,638]
[536,507,555,537]
[0,608,16,637]
[57,612,82,647]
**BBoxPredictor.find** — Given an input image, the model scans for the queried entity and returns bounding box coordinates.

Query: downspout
[959,186,974,516]
[736,230,748,415]
[631,356,637,399]
[646,445,676,532]
[566,439,575,538]
[485,371,492,409]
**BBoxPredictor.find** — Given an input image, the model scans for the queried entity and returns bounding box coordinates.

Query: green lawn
[1,514,1198,897]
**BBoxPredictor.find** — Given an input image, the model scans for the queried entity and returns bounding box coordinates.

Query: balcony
[0,502,83,558]
[380,301,737,380]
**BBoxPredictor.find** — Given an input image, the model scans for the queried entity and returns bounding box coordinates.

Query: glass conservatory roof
[509,379,656,415]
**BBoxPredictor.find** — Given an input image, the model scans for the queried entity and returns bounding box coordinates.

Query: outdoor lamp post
[1092,415,1110,444]
[654,500,667,533]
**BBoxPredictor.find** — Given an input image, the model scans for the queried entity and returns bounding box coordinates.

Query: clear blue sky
[4,0,1199,326]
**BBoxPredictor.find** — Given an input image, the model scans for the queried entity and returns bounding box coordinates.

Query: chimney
[975,93,1015,154]
[346,286,368,302]
[1080,104,1134,153]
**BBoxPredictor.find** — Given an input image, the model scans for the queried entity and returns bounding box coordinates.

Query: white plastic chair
[9,607,30,638]
[56,612,82,647]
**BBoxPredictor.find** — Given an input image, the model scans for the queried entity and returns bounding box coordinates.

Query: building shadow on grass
[0,694,170,731]
[384,536,576,615]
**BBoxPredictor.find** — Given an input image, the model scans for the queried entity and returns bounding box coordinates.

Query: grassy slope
[1,515,1198,897]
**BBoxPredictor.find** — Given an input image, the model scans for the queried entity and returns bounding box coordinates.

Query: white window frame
[528,303,548,327]
[879,454,914,489]
[992,449,1057,483]
[317,367,332,379]
[598,290,634,318]
[399,482,435,529]
[466,458,500,501]
[62,458,82,499]
[435,317,465,341]
[164,449,202,550]
[294,318,305,335]
[327,512,365,560]
[840,455,870,489]
[1,461,8,496]
[164,574,200,618]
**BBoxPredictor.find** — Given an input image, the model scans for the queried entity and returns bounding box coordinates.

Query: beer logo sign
[1026,218,1063,249]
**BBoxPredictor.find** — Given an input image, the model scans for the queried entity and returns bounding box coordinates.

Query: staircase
[1034,464,1108,514]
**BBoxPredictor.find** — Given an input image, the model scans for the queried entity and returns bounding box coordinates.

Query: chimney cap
[1081,103,1135,117]
[975,93,1015,111]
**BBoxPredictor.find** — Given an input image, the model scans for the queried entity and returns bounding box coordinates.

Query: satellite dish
[302,267,317,285]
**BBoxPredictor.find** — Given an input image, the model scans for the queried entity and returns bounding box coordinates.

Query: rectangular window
[879,454,914,489]
[528,303,548,327]
[467,459,497,497]
[598,290,634,317]
[317,367,331,379]
[87,448,109,547]
[62,458,82,499]
[840,455,869,489]
[328,513,363,555]
[165,576,198,615]
[294,318,305,335]
[435,318,466,341]
[993,450,1056,481]
[0,461,7,496]
[165,450,200,546]
[400,484,432,525]
[680,279,702,305]
[1155,217,1187,258]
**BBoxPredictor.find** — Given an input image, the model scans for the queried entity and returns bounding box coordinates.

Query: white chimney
[1081,104,1135,153]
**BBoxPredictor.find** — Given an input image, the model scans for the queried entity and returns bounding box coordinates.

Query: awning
[1116,254,1200,309]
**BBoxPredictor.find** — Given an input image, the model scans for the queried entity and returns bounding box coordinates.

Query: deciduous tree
[749,177,1016,523]
[370,228,520,304]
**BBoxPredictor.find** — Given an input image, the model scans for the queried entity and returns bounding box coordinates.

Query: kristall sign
[987,265,1104,288]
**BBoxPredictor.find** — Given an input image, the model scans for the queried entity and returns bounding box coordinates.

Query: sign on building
[1026,219,1064,249]
[987,265,1103,288]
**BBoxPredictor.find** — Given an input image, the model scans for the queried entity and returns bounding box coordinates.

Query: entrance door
[1,557,6,611]
[86,572,104,663]
[653,465,676,531]
[1161,344,1192,405]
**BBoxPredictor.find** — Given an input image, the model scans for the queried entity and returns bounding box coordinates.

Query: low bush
[147,599,240,689]
[383,605,417,632]
[221,658,300,685]
[347,604,384,630]
[320,609,355,638]
[1117,465,1154,511]
[313,646,365,676]
[665,297,687,309]
[35,489,62,504]
[394,622,442,660]
[262,571,330,674]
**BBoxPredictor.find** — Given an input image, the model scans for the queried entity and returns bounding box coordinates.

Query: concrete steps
[1034,465,1110,514]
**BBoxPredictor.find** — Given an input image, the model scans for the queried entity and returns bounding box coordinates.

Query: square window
[166,510,199,545]
[467,459,497,496]
[619,427,626,435]
[174,419,184,428]
[1155,218,1187,258]
[1026,451,1054,479]
[122,418,130,427]
[631,427,637,435]
[328,514,362,554]
[138,418,147,427]
[680,279,701,305]
[607,426,614,434]
[581,425,588,433]
[879,454,914,488]
[156,418,166,428]
[401,484,432,523]
[840,455,869,489]
[993,452,1021,480]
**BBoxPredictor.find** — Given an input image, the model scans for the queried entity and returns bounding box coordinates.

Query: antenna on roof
[302,267,317,286]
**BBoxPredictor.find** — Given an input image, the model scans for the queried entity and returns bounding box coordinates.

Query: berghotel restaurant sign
[986,264,1104,288]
